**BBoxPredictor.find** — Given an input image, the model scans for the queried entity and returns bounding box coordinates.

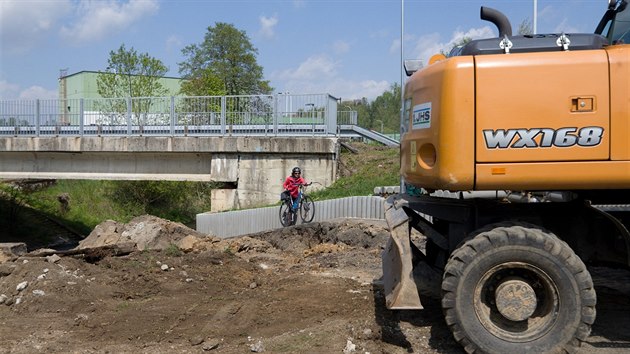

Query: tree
[342,84,402,135]
[369,83,401,134]
[96,44,169,125]
[179,22,272,95]
[179,67,226,96]
[97,44,169,99]
[518,18,533,35]
[442,36,472,57]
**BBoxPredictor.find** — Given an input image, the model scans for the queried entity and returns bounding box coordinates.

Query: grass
[28,180,136,234]
[310,142,400,200]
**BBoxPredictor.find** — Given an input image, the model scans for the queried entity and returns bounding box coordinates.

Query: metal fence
[0,94,356,137]
[196,196,384,238]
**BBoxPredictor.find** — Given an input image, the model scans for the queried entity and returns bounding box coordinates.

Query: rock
[202,338,220,351]
[74,313,89,324]
[0,263,15,276]
[76,220,122,249]
[16,281,28,292]
[46,254,62,263]
[29,248,57,256]
[161,264,169,271]
[0,243,27,260]
[0,294,7,304]
[77,215,209,252]
[249,282,258,289]
[249,340,264,352]
[189,336,204,346]
[343,339,356,353]
[32,290,45,296]
[177,235,200,252]
[0,252,12,264]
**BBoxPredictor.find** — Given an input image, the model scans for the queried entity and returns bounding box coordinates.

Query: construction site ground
[1,216,630,353]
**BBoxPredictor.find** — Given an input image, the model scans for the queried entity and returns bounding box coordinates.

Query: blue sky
[0,0,608,101]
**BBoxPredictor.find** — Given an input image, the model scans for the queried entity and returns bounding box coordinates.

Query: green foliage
[165,243,183,257]
[310,143,399,200]
[97,44,169,99]
[340,83,401,136]
[28,180,135,234]
[179,67,226,96]
[108,180,216,223]
[179,22,272,95]
[26,180,214,232]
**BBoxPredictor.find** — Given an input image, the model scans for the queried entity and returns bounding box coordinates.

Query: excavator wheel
[442,225,596,354]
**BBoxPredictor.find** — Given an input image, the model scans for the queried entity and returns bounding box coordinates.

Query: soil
[1,215,630,354]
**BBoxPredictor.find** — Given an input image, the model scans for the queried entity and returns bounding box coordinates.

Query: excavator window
[597,0,630,44]
[611,4,630,43]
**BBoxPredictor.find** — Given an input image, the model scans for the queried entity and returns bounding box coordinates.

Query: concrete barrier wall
[196,196,385,238]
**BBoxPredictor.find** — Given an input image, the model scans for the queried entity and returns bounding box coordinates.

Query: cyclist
[282,167,310,211]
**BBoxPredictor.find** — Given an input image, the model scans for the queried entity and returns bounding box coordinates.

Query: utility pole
[534,0,538,34]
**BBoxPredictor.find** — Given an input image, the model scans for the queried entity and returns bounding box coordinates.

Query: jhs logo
[413,109,430,125]
[483,127,604,149]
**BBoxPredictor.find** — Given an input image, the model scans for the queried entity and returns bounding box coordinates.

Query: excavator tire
[442,224,596,354]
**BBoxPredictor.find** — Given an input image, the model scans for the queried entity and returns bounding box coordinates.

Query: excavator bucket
[381,196,423,310]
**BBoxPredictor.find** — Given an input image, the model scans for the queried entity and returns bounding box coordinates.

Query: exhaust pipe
[481,6,513,37]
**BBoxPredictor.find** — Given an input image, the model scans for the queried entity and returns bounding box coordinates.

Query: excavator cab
[596,0,630,44]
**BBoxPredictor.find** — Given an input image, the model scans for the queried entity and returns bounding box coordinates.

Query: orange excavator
[382,0,630,352]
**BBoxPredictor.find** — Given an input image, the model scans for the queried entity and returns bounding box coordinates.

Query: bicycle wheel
[299,195,315,223]
[279,202,296,226]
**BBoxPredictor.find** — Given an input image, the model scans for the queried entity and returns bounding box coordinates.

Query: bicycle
[279,183,316,227]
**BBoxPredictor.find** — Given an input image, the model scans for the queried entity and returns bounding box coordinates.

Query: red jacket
[283,175,306,198]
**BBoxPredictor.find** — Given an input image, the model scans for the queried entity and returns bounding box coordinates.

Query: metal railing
[0,94,356,137]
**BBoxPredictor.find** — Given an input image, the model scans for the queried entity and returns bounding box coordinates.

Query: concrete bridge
[0,94,399,212]
[0,135,338,212]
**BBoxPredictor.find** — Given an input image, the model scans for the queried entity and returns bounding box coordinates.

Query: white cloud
[0,0,72,54]
[371,29,390,39]
[0,80,21,99]
[553,18,580,33]
[0,80,58,100]
[333,40,350,54]
[273,55,339,81]
[271,55,388,100]
[330,79,391,101]
[60,0,159,44]
[538,5,555,22]
[18,86,58,100]
[390,33,416,54]
[165,35,182,53]
[410,26,494,65]
[259,15,279,39]
[289,78,390,101]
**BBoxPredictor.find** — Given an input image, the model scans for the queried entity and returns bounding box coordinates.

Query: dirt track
[1,217,630,353]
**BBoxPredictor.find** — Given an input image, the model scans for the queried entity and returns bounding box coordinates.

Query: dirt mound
[76,215,213,251]
[1,216,629,353]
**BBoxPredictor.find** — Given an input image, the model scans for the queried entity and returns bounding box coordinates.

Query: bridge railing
[0,94,352,137]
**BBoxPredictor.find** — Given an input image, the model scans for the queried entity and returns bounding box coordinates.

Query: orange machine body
[402,44,630,191]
